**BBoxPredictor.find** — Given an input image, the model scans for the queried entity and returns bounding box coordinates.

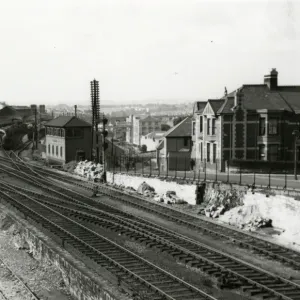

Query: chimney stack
[74,105,77,117]
[264,68,278,90]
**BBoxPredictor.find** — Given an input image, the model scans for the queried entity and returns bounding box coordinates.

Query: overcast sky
[0,0,299,106]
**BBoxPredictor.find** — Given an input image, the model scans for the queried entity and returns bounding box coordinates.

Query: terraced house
[192,69,300,171]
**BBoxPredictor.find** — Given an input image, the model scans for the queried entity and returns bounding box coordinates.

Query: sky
[0,0,299,106]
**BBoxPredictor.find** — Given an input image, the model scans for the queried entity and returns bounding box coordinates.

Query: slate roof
[156,140,164,150]
[164,117,192,137]
[215,84,300,114]
[194,101,207,114]
[279,92,300,113]
[11,106,31,110]
[208,99,225,114]
[217,98,235,114]
[45,116,92,128]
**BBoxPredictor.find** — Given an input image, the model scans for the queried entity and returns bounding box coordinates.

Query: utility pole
[90,79,100,162]
[34,107,38,150]
[102,117,108,182]
[292,130,300,180]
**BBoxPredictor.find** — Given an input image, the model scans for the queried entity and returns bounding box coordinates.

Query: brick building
[193,69,300,171]
[45,116,92,164]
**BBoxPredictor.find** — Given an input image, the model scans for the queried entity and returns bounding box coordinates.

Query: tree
[173,116,186,126]
[141,144,147,153]
[161,124,171,131]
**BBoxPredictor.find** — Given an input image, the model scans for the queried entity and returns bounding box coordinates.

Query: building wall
[159,136,191,171]
[45,134,66,163]
[65,127,92,163]
[125,115,134,143]
[128,115,162,146]
[193,103,222,170]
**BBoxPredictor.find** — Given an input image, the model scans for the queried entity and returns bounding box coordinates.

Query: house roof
[217,98,235,114]
[194,101,207,114]
[140,115,159,121]
[208,99,225,114]
[279,91,300,113]
[215,84,300,114]
[156,140,164,150]
[164,116,192,137]
[45,116,92,128]
[11,106,31,110]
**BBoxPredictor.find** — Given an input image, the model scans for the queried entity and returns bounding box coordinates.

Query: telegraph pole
[34,107,38,150]
[292,130,300,180]
[100,117,108,182]
[90,79,100,162]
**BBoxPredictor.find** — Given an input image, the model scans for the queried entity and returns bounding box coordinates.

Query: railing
[105,156,300,191]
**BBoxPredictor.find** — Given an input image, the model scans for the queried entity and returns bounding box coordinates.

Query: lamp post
[292,130,300,180]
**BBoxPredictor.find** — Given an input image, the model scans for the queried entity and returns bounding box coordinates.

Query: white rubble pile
[200,188,244,218]
[114,181,187,205]
[73,160,104,181]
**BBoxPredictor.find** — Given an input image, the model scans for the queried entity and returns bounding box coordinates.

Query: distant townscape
[0,68,299,175]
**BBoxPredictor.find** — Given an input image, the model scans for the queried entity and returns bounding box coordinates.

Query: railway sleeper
[187,260,208,267]
[168,290,199,298]
[278,290,300,296]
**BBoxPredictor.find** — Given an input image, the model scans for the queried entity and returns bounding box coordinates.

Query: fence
[105,155,300,191]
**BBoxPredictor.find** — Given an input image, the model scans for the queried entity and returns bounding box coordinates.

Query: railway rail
[0,256,40,300]
[2,179,300,299]
[0,186,215,300]
[2,156,300,299]
[1,155,300,273]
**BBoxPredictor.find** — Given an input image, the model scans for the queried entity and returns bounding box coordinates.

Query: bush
[140,144,147,153]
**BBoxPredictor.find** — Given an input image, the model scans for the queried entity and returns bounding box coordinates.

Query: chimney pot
[264,68,278,90]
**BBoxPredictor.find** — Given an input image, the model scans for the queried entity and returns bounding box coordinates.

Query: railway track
[2,157,300,298]
[2,179,300,299]
[0,256,40,300]
[2,155,300,273]
[0,186,215,300]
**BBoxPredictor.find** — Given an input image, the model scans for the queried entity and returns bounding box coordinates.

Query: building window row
[46,127,65,137]
[206,118,216,135]
[259,117,279,136]
[48,144,64,158]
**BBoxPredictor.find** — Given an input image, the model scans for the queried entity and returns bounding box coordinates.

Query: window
[48,144,50,154]
[52,145,54,155]
[200,116,203,133]
[268,118,279,135]
[184,137,188,147]
[192,122,195,135]
[60,146,63,157]
[213,144,217,163]
[207,119,210,135]
[66,129,73,137]
[200,142,203,161]
[259,118,266,136]
[259,144,266,160]
[212,119,216,135]
[207,143,210,162]
[269,145,278,161]
[56,146,58,156]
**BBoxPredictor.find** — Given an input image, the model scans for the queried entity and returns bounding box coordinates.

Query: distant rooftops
[45,116,92,128]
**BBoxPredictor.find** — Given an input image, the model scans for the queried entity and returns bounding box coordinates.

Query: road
[110,166,300,190]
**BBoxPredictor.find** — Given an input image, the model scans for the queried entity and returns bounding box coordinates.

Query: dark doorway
[76,150,85,161]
